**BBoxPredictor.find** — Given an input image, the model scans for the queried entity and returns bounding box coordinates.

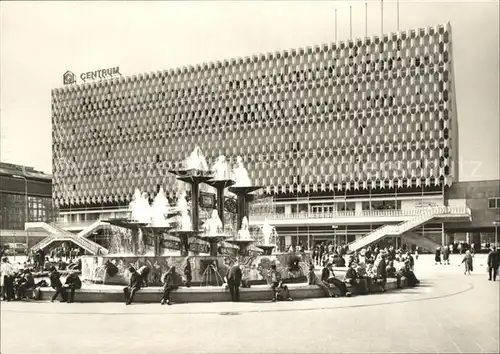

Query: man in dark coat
[376,254,388,292]
[64,272,82,303]
[225,262,242,302]
[184,259,192,288]
[123,266,142,305]
[487,247,499,281]
[442,245,450,265]
[49,266,67,302]
[37,249,46,271]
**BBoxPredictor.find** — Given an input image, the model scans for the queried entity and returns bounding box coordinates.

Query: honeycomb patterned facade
[52,23,458,208]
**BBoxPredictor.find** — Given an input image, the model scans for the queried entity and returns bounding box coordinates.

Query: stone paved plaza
[1,255,499,354]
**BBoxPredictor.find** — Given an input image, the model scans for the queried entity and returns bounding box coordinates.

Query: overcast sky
[1,0,498,181]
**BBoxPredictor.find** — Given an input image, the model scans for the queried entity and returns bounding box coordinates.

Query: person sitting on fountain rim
[321,263,351,297]
[269,265,292,302]
[161,266,179,305]
[123,266,142,305]
[344,262,359,292]
[15,268,35,300]
[401,259,420,287]
[307,260,335,298]
[64,272,82,303]
[269,264,280,302]
[137,266,151,287]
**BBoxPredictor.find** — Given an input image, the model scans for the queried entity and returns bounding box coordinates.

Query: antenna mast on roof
[335,8,338,42]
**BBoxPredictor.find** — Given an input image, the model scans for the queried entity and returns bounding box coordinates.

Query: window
[488,197,500,209]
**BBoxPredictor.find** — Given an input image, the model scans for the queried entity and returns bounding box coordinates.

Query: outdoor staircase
[347,207,471,251]
[403,231,441,253]
[77,220,110,239]
[27,222,105,255]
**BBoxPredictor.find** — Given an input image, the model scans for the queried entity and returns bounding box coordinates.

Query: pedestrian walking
[49,266,67,303]
[487,247,499,281]
[462,250,473,275]
[442,245,450,265]
[434,247,442,265]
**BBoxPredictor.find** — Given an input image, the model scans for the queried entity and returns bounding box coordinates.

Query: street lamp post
[332,225,338,248]
[493,221,500,247]
[12,175,28,251]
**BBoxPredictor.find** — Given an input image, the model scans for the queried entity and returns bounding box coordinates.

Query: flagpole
[397,0,400,31]
[335,8,338,42]
[381,0,384,37]
[365,2,368,38]
[350,6,353,40]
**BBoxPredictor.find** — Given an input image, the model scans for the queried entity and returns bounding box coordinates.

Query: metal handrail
[251,206,471,221]
[254,190,444,203]
[54,221,98,228]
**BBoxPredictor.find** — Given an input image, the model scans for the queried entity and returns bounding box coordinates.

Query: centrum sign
[80,67,122,83]
[63,66,122,85]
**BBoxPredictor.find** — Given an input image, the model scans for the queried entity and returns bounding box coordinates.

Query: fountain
[186,146,209,171]
[228,156,263,231]
[198,209,231,257]
[177,190,191,231]
[227,216,255,256]
[212,155,231,181]
[169,147,214,242]
[256,219,278,255]
[83,148,312,289]
[232,156,252,187]
[172,189,201,256]
[151,187,170,227]
[130,189,152,224]
[202,209,223,236]
[203,155,235,227]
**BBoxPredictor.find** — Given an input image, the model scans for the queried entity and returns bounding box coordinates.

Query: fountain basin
[256,245,276,256]
[82,252,312,287]
[34,275,408,303]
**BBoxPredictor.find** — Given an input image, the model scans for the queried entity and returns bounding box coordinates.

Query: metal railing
[256,190,444,203]
[54,221,98,229]
[251,206,471,221]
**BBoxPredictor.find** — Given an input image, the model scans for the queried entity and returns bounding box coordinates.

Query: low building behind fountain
[82,147,311,287]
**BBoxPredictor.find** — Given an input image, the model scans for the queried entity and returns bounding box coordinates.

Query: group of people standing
[434,245,500,280]
[311,242,349,267]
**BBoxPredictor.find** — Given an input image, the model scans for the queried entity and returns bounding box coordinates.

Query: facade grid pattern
[51,23,456,208]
